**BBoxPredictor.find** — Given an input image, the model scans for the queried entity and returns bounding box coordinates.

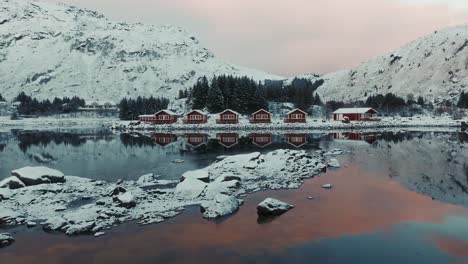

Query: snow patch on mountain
[0,0,281,102]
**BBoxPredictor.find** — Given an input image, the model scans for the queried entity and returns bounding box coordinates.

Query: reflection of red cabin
[250,133,273,147]
[334,132,377,144]
[183,110,208,124]
[284,109,307,123]
[250,109,271,123]
[216,109,239,124]
[185,133,208,147]
[139,110,177,124]
[217,133,239,148]
[285,134,307,148]
[333,108,379,121]
[152,134,177,147]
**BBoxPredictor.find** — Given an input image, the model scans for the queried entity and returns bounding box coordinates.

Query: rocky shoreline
[111,116,464,132]
[0,149,339,245]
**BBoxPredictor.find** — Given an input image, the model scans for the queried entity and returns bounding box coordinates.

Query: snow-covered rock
[11,166,65,186]
[322,184,333,189]
[113,192,136,208]
[0,233,14,248]
[136,173,158,186]
[0,176,26,189]
[180,169,210,183]
[327,158,341,168]
[200,194,241,219]
[325,149,344,156]
[0,208,22,226]
[257,198,294,216]
[0,149,331,240]
[0,0,281,102]
[175,177,207,199]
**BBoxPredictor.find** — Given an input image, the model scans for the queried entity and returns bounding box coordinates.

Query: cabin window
[159,115,170,120]
[190,114,202,120]
[190,137,204,143]
[223,114,236,120]
[291,113,303,119]
[256,114,269,119]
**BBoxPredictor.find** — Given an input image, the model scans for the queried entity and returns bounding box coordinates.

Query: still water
[1,129,468,263]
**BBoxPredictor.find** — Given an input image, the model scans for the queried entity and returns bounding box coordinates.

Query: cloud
[43,0,468,76]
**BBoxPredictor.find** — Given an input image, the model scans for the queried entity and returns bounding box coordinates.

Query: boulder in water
[257,198,294,216]
[0,233,14,248]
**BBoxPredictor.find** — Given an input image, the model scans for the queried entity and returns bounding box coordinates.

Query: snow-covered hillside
[316,25,468,104]
[0,0,281,102]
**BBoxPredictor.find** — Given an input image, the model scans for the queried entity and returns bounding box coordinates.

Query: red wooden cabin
[284,109,307,123]
[184,133,208,147]
[152,134,177,147]
[217,133,239,148]
[183,110,208,124]
[285,134,307,148]
[139,110,177,124]
[250,133,273,147]
[216,109,239,124]
[332,108,379,121]
[250,109,271,123]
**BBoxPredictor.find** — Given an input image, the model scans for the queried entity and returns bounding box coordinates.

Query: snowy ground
[112,115,465,132]
[0,149,334,239]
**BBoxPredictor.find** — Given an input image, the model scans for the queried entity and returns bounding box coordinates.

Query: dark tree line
[189,76,325,114]
[0,93,5,102]
[14,92,85,115]
[263,78,324,110]
[365,93,408,112]
[190,76,268,114]
[458,92,468,108]
[119,96,170,120]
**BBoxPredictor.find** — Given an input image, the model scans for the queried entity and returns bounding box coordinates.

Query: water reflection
[333,132,378,144]
[216,133,239,148]
[184,133,208,148]
[249,133,273,148]
[151,133,178,147]
[285,133,308,148]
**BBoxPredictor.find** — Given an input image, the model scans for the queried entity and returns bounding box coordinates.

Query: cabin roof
[286,108,307,115]
[155,109,177,116]
[187,109,208,116]
[139,114,155,118]
[252,109,271,115]
[333,108,378,114]
[219,109,240,116]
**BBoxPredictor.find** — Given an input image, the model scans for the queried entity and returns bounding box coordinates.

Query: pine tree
[313,93,323,106]
[0,93,4,102]
[206,79,224,113]
[417,96,425,106]
[458,92,468,108]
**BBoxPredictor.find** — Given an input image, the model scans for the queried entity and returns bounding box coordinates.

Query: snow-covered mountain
[0,0,281,102]
[315,25,468,104]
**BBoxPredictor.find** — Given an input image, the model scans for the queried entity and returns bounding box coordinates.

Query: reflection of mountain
[331,132,468,207]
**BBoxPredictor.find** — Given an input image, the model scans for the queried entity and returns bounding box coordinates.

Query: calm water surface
[1,129,468,263]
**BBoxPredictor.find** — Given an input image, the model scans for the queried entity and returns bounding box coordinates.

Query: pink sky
[44,0,468,76]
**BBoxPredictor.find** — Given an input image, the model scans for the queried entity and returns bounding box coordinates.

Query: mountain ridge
[0,0,281,102]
